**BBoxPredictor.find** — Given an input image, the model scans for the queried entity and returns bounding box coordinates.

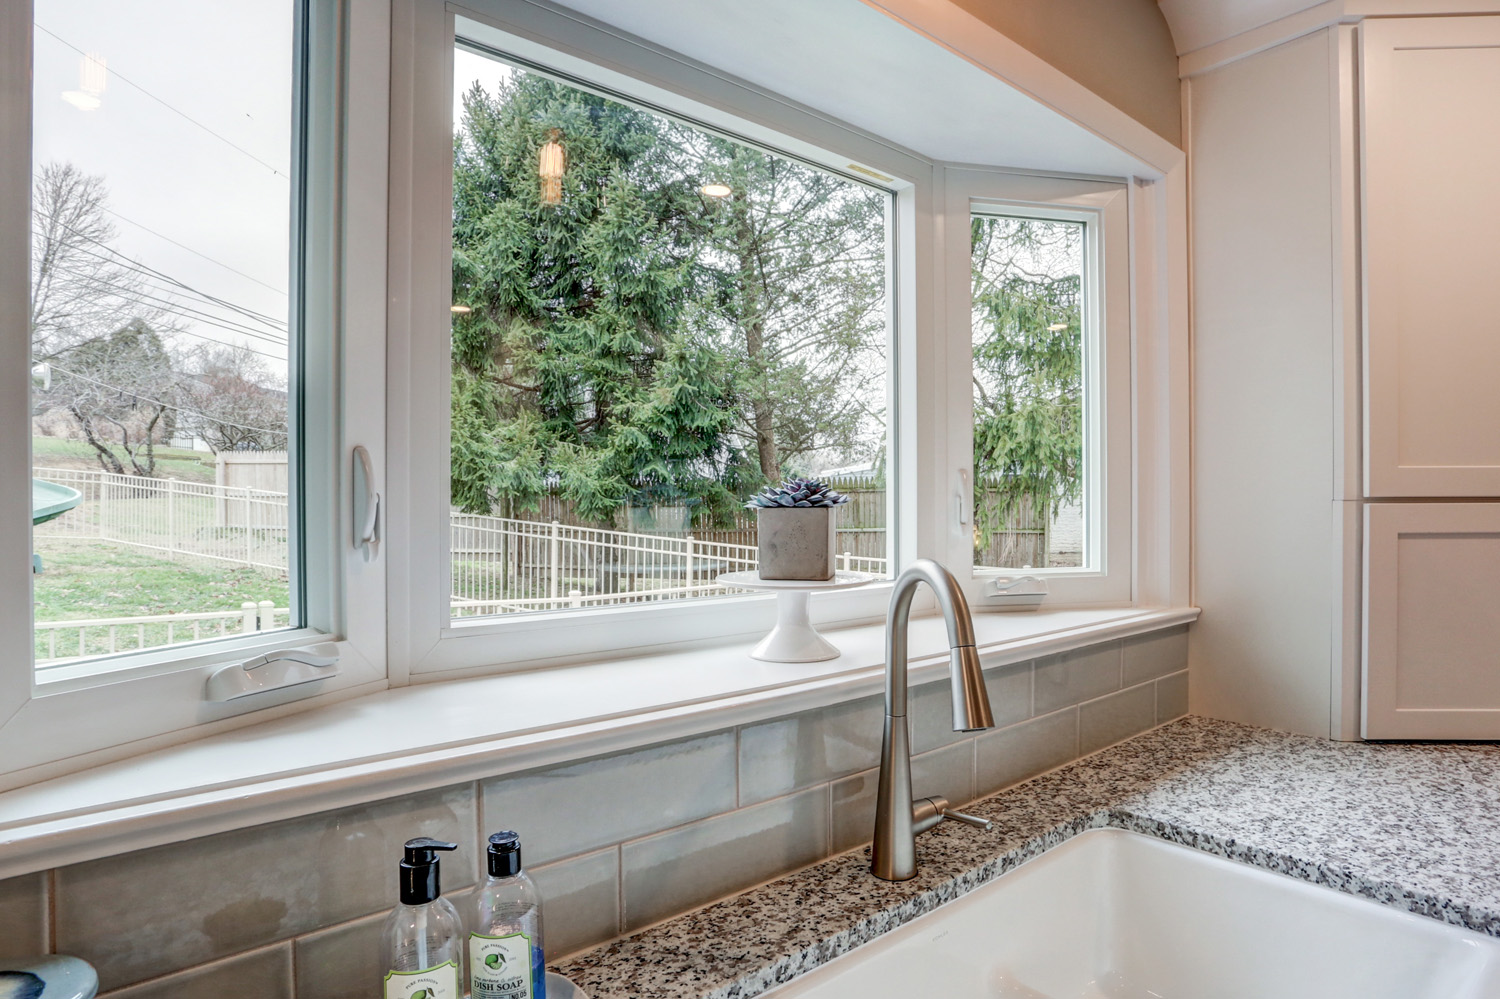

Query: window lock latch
[205,642,341,702]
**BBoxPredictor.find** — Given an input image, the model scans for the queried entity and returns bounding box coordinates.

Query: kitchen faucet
[872,559,997,881]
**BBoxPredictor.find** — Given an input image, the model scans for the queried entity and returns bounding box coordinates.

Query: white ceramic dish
[545,971,589,999]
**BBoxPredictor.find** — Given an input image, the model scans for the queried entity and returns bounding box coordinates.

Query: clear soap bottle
[469,831,548,999]
[381,838,465,999]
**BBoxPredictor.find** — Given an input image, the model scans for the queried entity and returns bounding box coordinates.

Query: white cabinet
[1363,17,1500,498]
[1364,503,1500,738]
[1359,16,1500,738]
[1189,12,1500,740]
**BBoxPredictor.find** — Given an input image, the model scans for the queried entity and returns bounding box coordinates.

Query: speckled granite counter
[556,716,1500,999]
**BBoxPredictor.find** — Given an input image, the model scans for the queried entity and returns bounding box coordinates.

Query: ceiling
[534,0,1160,178]
[1156,0,1328,54]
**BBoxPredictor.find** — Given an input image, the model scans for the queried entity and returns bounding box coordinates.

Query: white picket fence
[34,466,287,571]
[31,467,890,658]
[34,601,290,663]
[451,512,887,615]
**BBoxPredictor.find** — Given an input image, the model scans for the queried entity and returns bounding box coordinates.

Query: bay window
[0,0,1175,784]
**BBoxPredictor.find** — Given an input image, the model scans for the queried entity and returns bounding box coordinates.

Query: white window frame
[0,0,391,787]
[941,170,1133,606]
[0,0,1188,787]
[388,1,936,677]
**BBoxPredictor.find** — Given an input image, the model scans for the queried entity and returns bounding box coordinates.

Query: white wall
[1187,30,1338,736]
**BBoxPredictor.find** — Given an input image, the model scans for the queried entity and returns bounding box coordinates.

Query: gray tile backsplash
[1156,670,1190,723]
[975,707,1080,796]
[12,626,1185,998]
[530,847,621,959]
[1079,683,1158,755]
[737,695,883,805]
[1034,642,1123,714]
[830,740,976,854]
[57,783,475,990]
[292,912,384,999]
[104,944,292,999]
[1123,626,1189,686]
[0,871,46,960]
[912,659,1030,755]
[621,785,829,931]
[483,731,737,866]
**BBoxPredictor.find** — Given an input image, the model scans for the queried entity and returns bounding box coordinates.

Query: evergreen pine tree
[450,72,746,524]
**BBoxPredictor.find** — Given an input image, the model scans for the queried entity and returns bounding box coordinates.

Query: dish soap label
[469,931,534,999]
[382,961,460,999]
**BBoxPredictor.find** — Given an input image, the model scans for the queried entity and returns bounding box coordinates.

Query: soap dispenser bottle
[381,837,464,999]
[469,831,547,999]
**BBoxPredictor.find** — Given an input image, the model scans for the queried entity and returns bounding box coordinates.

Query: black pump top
[399,837,458,905]
[487,830,523,878]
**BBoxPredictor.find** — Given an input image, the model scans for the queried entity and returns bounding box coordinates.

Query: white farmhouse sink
[768,829,1500,999]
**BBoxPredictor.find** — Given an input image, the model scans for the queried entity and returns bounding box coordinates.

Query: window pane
[450,47,891,618]
[30,1,299,668]
[970,215,1088,570]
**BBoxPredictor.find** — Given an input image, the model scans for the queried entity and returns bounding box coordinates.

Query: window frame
[0,0,391,788]
[389,2,932,677]
[940,169,1133,606]
[0,0,1187,787]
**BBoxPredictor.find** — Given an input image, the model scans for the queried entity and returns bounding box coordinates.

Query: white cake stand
[717,569,876,662]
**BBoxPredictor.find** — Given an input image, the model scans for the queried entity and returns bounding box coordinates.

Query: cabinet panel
[1362,17,1500,497]
[1363,503,1500,738]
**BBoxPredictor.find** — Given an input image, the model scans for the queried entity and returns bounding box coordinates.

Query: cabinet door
[1364,503,1500,738]
[1363,17,1500,497]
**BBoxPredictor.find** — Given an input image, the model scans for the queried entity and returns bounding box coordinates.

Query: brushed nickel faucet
[872,559,997,881]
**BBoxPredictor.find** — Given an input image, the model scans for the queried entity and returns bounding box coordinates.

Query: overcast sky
[33,0,294,368]
[30,7,526,376]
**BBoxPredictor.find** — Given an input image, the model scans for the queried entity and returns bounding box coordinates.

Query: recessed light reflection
[451,305,473,314]
[700,183,732,198]
[1047,322,1068,331]
[62,91,102,111]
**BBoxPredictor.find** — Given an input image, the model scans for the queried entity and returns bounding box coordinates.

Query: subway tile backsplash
[0,871,46,961]
[0,628,1186,997]
[482,730,737,866]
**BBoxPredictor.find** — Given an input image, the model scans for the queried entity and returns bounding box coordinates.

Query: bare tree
[30,162,167,361]
[47,320,180,477]
[179,344,289,453]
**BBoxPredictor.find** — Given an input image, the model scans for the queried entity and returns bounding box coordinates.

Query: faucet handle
[912,796,995,835]
[940,808,993,832]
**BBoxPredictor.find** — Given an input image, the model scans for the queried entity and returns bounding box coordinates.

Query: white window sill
[0,605,1197,879]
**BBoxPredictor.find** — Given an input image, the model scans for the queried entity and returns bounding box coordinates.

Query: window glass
[30,1,300,667]
[449,46,892,618]
[970,214,1088,570]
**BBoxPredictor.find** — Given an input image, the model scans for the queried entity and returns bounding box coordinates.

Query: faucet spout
[872,559,996,881]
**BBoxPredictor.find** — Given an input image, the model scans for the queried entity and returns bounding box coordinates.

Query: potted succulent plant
[746,477,851,580]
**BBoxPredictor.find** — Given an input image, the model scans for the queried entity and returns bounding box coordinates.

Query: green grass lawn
[33,540,290,660]
[32,436,217,482]
[33,540,288,622]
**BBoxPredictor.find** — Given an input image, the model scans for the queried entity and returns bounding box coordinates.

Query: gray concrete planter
[756,506,836,580]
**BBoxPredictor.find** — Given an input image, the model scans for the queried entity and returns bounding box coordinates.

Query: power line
[46,219,290,330]
[48,255,289,336]
[34,24,291,181]
[33,220,289,334]
[47,261,291,347]
[102,206,287,297]
[46,364,289,439]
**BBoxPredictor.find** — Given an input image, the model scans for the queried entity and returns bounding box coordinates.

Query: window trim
[0,0,1191,787]
[390,2,933,677]
[0,0,392,788]
[941,170,1134,606]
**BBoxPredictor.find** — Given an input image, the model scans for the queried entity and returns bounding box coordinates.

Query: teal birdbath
[31,478,82,572]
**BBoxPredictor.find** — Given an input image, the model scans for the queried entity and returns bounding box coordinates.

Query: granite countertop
[556,716,1500,999]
